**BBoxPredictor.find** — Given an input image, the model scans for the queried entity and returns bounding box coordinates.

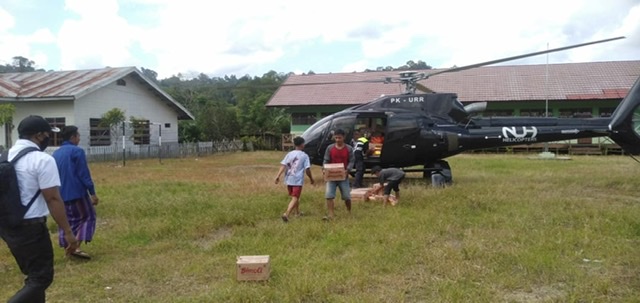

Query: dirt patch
[195,226,233,250]
[503,284,566,302]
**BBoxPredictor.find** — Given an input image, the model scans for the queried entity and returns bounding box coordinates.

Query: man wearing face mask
[0,115,78,303]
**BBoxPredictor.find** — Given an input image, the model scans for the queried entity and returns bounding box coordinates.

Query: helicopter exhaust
[464,102,488,115]
[608,76,640,155]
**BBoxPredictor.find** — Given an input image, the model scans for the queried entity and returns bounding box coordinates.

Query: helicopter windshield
[302,115,332,146]
[633,106,640,137]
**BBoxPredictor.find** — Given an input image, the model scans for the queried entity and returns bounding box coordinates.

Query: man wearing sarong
[52,126,99,259]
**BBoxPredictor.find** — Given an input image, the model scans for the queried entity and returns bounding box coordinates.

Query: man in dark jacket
[352,128,372,188]
[52,126,99,260]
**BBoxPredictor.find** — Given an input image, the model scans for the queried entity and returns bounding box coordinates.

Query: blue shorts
[325,179,351,200]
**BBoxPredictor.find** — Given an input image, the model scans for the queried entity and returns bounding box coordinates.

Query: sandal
[71,250,91,260]
[281,215,289,223]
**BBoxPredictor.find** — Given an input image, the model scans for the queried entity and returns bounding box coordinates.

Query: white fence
[83,140,249,162]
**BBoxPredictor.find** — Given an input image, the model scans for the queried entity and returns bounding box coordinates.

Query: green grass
[1,152,639,302]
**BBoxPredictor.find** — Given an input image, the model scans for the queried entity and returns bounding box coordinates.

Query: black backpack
[0,147,42,228]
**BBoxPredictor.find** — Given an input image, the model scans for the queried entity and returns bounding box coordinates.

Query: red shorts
[287,186,303,198]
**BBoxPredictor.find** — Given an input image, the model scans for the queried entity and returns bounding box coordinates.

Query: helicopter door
[318,115,356,159]
[380,114,420,167]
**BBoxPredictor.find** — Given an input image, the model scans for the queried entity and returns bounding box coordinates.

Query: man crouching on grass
[371,166,405,206]
[274,136,314,222]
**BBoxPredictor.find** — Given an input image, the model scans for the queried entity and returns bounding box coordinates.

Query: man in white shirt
[0,115,79,303]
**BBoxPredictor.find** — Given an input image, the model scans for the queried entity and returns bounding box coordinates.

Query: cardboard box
[323,163,346,181]
[236,255,270,281]
[370,143,383,157]
[351,188,373,201]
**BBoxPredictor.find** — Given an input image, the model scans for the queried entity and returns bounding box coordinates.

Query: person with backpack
[0,115,79,303]
[53,125,100,259]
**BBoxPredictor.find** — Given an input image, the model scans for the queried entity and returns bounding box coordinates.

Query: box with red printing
[236,255,270,281]
[323,163,346,181]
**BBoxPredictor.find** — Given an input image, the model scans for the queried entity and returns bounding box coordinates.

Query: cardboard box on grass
[350,188,373,201]
[323,163,346,181]
[236,255,270,281]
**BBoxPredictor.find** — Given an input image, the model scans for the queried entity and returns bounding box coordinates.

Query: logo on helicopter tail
[502,126,538,143]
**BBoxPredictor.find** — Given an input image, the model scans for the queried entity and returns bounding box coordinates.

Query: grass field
[1,151,639,302]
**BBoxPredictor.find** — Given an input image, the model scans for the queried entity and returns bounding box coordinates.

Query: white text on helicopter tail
[390,97,425,103]
[502,126,538,143]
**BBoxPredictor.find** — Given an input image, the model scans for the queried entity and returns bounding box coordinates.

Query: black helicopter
[299,36,640,179]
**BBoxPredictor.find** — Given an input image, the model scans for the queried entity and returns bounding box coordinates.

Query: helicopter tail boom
[608,76,640,155]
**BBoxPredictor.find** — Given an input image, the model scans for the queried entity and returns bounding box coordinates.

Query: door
[380,114,420,167]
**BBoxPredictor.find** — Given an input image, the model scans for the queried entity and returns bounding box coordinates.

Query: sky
[1,0,639,80]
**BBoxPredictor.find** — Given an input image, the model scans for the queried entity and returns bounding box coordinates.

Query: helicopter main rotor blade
[415,82,434,93]
[281,79,385,86]
[426,36,626,78]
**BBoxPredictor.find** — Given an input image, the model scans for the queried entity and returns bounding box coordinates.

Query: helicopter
[297,36,640,179]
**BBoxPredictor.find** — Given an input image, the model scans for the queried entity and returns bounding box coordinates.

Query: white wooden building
[0,67,194,150]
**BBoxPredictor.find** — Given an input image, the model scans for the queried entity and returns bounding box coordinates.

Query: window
[519,109,547,117]
[482,110,514,117]
[45,117,65,146]
[90,118,111,146]
[132,120,150,145]
[558,108,591,118]
[291,113,317,125]
[116,79,126,86]
[599,107,616,117]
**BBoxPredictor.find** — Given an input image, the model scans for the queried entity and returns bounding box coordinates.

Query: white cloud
[58,0,140,70]
[3,0,638,78]
[0,6,56,68]
[0,7,15,32]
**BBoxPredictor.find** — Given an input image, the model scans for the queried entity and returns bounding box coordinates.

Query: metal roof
[0,67,194,120]
[267,60,640,107]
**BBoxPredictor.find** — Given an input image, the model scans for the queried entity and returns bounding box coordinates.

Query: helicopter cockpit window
[633,105,640,138]
[329,116,356,141]
[301,117,331,146]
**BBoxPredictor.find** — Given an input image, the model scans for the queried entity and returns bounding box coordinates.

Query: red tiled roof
[267,60,640,107]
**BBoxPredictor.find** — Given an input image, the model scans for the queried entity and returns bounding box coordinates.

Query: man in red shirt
[322,129,354,220]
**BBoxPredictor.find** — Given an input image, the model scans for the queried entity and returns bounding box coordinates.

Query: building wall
[289,105,356,135]
[1,74,181,150]
[74,75,180,149]
[1,100,74,149]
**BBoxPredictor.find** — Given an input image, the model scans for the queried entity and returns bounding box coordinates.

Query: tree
[12,56,35,72]
[98,108,126,160]
[141,67,158,83]
[0,56,45,73]
[397,60,432,71]
[197,101,240,141]
[129,116,154,145]
[0,104,15,148]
